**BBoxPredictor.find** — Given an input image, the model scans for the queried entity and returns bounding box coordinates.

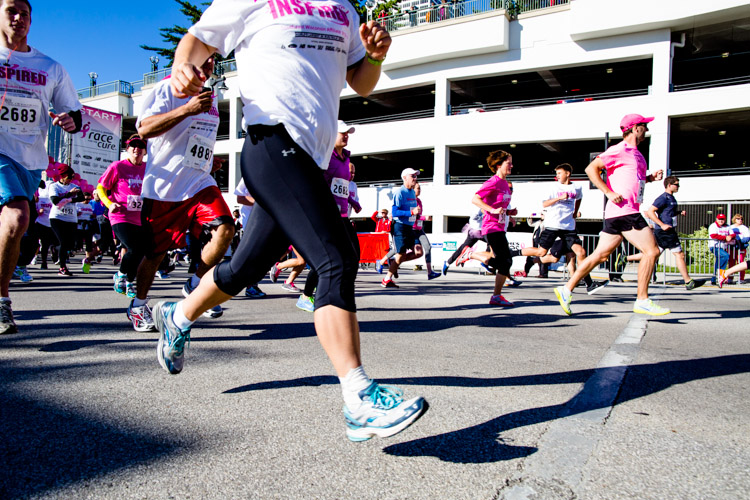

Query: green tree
[140,0,233,68]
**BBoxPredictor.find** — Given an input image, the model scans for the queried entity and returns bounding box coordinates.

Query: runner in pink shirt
[554,114,669,316]
[96,135,148,298]
[454,149,517,306]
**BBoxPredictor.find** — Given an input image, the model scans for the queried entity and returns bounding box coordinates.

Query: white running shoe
[343,382,427,442]
[554,286,572,315]
[127,300,157,332]
[633,299,670,316]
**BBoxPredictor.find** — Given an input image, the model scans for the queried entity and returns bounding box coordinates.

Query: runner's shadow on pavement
[382,353,750,463]
[0,389,178,499]
[223,354,749,463]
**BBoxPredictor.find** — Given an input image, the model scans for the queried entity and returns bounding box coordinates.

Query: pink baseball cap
[620,114,654,132]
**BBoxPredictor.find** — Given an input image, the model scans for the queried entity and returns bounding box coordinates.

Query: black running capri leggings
[214,124,358,312]
[112,222,147,282]
[303,220,360,299]
[49,218,77,267]
[486,231,513,277]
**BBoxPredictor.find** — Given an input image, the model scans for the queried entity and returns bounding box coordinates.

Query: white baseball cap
[401,168,420,178]
[337,120,355,134]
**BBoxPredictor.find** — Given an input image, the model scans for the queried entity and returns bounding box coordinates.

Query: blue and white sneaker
[202,304,223,318]
[126,282,137,298]
[245,284,266,298]
[442,261,449,275]
[182,277,198,298]
[113,272,127,295]
[343,382,427,442]
[154,301,191,375]
[13,266,33,283]
[427,270,441,280]
[295,294,314,313]
[375,260,384,274]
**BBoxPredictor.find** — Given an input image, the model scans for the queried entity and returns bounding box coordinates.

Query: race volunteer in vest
[96,134,148,299]
[127,56,234,332]
[155,0,426,442]
[48,164,83,277]
[0,0,83,333]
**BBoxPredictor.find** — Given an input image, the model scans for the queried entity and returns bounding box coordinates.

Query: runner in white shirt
[152,1,426,441]
[127,57,235,332]
[75,191,96,273]
[0,0,83,333]
[34,181,56,269]
[48,164,84,276]
[510,164,608,294]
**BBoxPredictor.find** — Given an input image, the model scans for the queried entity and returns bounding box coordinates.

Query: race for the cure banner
[70,106,122,186]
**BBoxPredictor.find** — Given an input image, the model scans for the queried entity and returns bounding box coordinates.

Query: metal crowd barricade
[575,234,717,284]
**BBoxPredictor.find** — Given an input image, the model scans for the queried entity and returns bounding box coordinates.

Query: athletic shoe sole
[346,398,428,442]
[586,280,610,295]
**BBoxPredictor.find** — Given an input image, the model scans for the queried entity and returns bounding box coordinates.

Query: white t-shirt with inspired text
[0,46,81,170]
[189,0,366,168]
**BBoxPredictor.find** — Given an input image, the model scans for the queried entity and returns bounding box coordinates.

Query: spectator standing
[728,213,749,283]
[708,213,733,285]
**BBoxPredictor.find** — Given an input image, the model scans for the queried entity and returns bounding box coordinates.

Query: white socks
[340,366,372,410]
[172,301,194,330]
[132,297,148,307]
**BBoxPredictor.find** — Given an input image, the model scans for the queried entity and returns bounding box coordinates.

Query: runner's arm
[585,158,622,204]
[236,195,254,207]
[644,205,669,230]
[472,194,503,215]
[346,21,391,97]
[96,184,116,209]
[171,33,216,98]
[138,90,213,139]
[49,110,82,133]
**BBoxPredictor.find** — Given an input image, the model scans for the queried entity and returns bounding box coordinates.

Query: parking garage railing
[371,0,569,31]
[565,234,721,284]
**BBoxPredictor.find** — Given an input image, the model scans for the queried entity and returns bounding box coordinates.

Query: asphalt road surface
[1,259,748,499]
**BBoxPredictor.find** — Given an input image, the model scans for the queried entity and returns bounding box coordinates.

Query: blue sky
[28,0,189,90]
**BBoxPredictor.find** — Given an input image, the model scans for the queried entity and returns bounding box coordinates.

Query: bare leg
[565,233,622,293]
[195,223,235,278]
[314,305,361,376]
[135,252,167,300]
[672,250,691,282]
[724,260,748,279]
[0,201,30,297]
[622,227,661,301]
[493,272,507,295]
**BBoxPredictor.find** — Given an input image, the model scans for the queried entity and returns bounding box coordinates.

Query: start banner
[70,105,121,186]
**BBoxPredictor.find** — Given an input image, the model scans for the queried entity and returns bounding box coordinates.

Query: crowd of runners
[1,0,746,443]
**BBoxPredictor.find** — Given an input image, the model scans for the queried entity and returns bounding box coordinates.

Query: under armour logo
[282,148,296,157]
